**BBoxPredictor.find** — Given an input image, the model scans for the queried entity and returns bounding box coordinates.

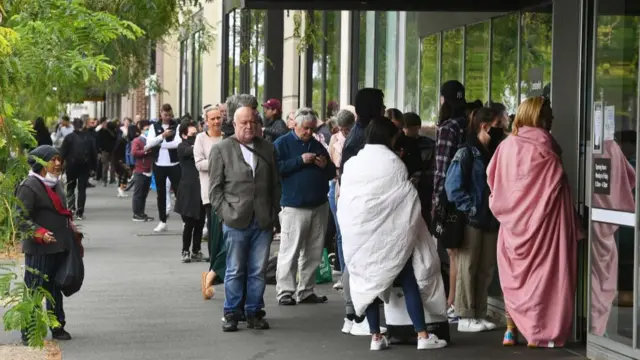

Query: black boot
[222,313,238,332]
[51,327,72,340]
[247,310,269,330]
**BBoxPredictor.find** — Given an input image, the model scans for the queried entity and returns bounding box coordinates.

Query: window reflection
[311,11,323,113]
[465,21,490,103]
[420,34,440,124]
[311,11,341,120]
[404,12,420,112]
[248,10,266,103]
[520,6,553,101]
[491,14,519,114]
[441,28,463,83]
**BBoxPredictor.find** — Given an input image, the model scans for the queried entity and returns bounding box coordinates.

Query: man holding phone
[273,107,336,306]
[145,103,182,232]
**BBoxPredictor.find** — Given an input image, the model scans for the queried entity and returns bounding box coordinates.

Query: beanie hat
[440,80,466,108]
[28,145,59,173]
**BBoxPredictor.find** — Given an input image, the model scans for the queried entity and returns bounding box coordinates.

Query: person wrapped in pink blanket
[486,96,583,348]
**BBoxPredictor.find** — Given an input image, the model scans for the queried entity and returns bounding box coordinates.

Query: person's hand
[314,155,328,169]
[162,129,175,138]
[301,153,316,164]
[43,232,56,244]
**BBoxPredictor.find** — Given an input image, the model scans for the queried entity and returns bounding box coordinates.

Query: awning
[238,0,551,12]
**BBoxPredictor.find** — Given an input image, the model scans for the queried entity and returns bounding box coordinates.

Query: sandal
[503,327,518,346]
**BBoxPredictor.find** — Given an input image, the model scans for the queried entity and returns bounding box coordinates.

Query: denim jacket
[444,142,499,231]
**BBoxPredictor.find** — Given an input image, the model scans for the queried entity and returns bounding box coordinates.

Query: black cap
[440,80,466,107]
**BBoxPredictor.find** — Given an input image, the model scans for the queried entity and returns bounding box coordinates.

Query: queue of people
[19,82,584,352]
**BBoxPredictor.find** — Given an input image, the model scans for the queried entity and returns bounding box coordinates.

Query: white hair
[233,106,254,123]
[294,107,318,126]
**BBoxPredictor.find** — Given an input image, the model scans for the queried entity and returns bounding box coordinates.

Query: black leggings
[181,206,205,253]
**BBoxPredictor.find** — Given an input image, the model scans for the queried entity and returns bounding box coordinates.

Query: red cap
[262,98,281,110]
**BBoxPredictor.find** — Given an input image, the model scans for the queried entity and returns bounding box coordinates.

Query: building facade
[102,0,640,358]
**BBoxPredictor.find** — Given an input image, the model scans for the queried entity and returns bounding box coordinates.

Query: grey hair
[336,109,355,128]
[294,107,318,126]
[226,94,258,122]
[233,106,254,123]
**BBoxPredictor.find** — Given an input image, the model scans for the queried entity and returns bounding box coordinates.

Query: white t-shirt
[240,143,256,176]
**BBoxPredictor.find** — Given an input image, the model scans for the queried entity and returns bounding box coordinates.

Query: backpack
[69,132,92,167]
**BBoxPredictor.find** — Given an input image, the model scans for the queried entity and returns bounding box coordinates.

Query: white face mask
[45,172,60,182]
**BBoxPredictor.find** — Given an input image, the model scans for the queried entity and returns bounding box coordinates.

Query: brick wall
[133,85,148,120]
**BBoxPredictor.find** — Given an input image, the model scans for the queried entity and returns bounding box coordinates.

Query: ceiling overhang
[239,0,551,12]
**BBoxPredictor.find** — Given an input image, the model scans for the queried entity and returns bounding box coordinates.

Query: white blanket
[338,144,447,317]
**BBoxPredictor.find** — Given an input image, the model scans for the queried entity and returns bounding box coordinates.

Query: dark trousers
[100,151,115,184]
[365,260,427,334]
[95,155,102,181]
[66,167,90,216]
[181,207,205,253]
[132,173,151,216]
[23,252,67,332]
[154,164,181,222]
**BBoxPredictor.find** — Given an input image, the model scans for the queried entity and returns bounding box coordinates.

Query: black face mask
[488,127,505,152]
[186,136,196,145]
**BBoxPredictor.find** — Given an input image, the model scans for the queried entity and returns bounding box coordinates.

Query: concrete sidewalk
[2,185,586,360]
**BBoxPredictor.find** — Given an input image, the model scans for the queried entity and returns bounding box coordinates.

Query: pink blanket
[487,126,582,347]
[591,140,635,336]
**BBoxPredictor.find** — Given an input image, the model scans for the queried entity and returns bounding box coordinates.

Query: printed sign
[604,105,615,141]
[593,102,603,154]
[528,68,544,97]
[593,158,611,195]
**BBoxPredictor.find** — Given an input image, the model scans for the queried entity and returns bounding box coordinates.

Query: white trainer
[417,334,448,350]
[153,222,168,233]
[457,318,487,332]
[370,335,389,351]
[341,318,353,334]
[350,319,387,336]
[480,319,497,331]
[117,188,128,198]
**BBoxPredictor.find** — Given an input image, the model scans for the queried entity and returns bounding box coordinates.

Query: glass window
[379,12,398,108]
[441,28,463,84]
[227,10,241,97]
[590,5,639,347]
[420,34,440,124]
[179,38,191,117]
[191,31,203,120]
[465,21,490,103]
[325,11,341,118]
[358,12,367,90]
[249,10,266,104]
[491,14,519,114]
[377,12,388,92]
[520,5,553,102]
[404,12,420,112]
[312,11,323,113]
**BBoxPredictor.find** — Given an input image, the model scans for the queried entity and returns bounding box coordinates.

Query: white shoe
[457,318,487,332]
[370,335,389,351]
[341,318,353,334]
[333,280,343,290]
[153,222,168,233]
[202,226,209,238]
[350,319,387,336]
[447,305,459,323]
[117,188,128,198]
[417,334,448,350]
[480,319,497,331]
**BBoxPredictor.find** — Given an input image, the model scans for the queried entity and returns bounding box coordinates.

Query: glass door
[588,0,640,356]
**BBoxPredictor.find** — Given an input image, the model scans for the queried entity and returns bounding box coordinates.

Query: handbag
[55,233,85,297]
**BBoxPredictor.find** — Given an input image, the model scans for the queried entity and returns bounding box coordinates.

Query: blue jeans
[328,180,343,271]
[223,218,271,316]
[365,260,426,334]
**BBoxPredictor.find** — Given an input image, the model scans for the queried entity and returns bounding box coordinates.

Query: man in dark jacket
[60,118,97,220]
[262,98,288,143]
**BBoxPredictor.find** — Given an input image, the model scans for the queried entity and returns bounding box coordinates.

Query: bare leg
[446,249,458,307]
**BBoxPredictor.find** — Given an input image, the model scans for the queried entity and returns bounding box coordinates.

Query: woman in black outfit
[33,117,53,147]
[16,145,83,345]
[175,121,205,263]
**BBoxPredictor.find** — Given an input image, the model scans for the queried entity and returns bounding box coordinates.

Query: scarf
[29,170,58,188]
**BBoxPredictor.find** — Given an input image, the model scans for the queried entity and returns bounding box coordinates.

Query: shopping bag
[54,235,85,297]
[315,248,333,284]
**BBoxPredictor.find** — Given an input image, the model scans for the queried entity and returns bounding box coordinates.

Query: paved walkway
[2,185,586,360]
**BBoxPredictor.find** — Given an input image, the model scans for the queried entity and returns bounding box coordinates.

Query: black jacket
[34,130,53,147]
[60,131,97,170]
[97,128,117,153]
[174,141,203,219]
[263,118,288,143]
[16,176,74,255]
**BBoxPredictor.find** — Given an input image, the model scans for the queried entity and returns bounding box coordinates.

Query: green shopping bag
[315,248,333,284]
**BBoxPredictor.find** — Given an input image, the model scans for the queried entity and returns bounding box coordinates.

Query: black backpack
[69,132,92,166]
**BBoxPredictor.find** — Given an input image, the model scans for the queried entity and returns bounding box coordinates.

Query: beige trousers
[276,202,330,301]
[454,224,498,318]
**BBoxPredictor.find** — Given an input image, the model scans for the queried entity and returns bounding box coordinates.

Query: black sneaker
[278,295,297,306]
[181,251,191,263]
[247,311,269,330]
[143,214,155,222]
[238,313,247,323]
[222,313,239,332]
[51,327,72,341]
[191,251,205,262]
[132,214,147,222]
[21,333,29,346]
[299,293,328,304]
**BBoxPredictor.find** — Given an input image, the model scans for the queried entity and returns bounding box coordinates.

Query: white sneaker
[457,318,487,332]
[332,280,343,290]
[480,319,497,331]
[153,222,168,233]
[447,305,459,323]
[117,188,128,198]
[202,226,209,238]
[417,334,448,350]
[341,318,353,334]
[370,335,389,351]
[350,319,387,336]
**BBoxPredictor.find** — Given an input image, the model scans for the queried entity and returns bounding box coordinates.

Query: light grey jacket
[208,136,281,230]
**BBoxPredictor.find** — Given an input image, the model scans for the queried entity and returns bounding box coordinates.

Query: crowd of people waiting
[18,79,584,352]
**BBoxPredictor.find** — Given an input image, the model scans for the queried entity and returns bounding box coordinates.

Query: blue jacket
[274,131,336,208]
[444,142,499,231]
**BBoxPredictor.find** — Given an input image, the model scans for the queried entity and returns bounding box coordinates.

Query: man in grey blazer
[209,105,281,332]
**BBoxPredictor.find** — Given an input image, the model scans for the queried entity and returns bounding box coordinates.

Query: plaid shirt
[432,117,466,207]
